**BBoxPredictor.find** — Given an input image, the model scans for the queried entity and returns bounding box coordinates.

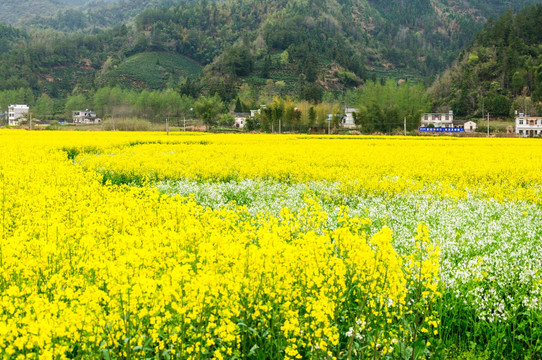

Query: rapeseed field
[1,130,541,359]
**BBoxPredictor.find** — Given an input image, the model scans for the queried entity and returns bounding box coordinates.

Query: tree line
[0,78,430,135]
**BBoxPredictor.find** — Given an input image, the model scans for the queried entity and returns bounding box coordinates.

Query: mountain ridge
[0,0,541,102]
[429,3,542,117]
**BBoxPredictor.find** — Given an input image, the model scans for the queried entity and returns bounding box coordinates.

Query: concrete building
[421,111,454,128]
[232,112,250,129]
[515,114,542,137]
[8,105,29,126]
[453,119,477,132]
[250,105,267,118]
[73,110,100,124]
[464,120,477,132]
[341,108,358,129]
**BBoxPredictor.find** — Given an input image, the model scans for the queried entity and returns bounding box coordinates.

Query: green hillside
[24,0,187,31]
[0,24,27,56]
[98,52,202,89]
[429,4,542,117]
[1,0,542,104]
[0,0,67,24]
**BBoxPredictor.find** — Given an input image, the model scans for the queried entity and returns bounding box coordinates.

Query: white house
[341,108,357,129]
[8,104,29,126]
[463,120,478,132]
[515,114,542,137]
[232,112,250,129]
[464,120,477,132]
[421,111,454,128]
[453,119,477,132]
[73,110,100,124]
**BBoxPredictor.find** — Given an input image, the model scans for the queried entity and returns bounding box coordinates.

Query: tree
[64,94,87,119]
[178,78,200,98]
[360,103,383,133]
[194,94,223,129]
[93,87,112,118]
[218,113,235,127]
[245,117,259,131]
[161,89,182,120]
[271,97,284,130]
[34,94,54,120]
[234,98,243,113]
[485,94,511,117]
[177,95,194,126]
[303,53,318,82]
[280,51,289,67]
[223,46,253,77]
[262,55,271,78]
[301,83,323,103]
[511,70,527,95]
[132,33,148,54]
[308,106,316,128]
[384,106,401,133]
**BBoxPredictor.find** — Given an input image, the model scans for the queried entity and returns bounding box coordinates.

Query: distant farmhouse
[464,121,477,132]
[515,114,542,137]
[341,108,357,129]
[421,111,454,128]
[231,107,266,129]
[419,111,467,133]
[232,112,250,129]
[73,110,101,124]
[8,104,29,126]
[453,119,477,132]
[327,108,357,129]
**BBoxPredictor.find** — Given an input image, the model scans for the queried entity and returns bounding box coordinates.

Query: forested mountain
[0,0,541,107]
[429,4,542,117]
[0,24,27,56]
[0,1,68,24]
[25,0,189,31]
[21,0,542,75]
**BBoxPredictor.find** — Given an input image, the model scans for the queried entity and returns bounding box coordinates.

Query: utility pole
[328,118,331,135]
[487,112,490,137]
[166,117,169,135]
[404,117,407,136]
[279,119,281,134]
[183,115,186,132]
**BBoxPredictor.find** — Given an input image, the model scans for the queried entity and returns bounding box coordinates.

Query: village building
[8,104,29,126]
[515,114,542,137]
[249,105,267,118]
[463,120,477,132]
[341,108,357,129]
[232,112,250,129]
[73,110,101,124]
[453,119,478,132]
[421,111,454,128]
